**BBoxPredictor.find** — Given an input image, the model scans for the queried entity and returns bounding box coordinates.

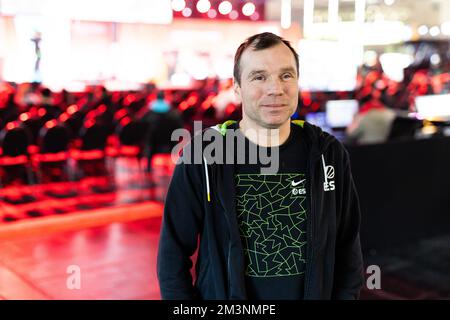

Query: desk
[347,136,450,252]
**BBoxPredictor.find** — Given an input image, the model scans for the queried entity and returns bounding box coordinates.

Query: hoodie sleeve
[332,147,364,300]
[157,155,205,300]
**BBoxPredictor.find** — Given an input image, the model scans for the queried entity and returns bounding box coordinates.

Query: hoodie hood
[211,119,336,158]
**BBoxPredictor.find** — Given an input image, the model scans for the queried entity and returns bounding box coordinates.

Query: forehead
[239,42,297,74]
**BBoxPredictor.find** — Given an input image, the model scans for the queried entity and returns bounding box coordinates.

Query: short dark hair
[233,32,299,86]
[157,91,165,100]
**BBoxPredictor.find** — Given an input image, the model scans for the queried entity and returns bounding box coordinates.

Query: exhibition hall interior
[0,0,449,300]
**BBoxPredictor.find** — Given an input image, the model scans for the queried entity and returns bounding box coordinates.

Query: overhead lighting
[218,1,232,15]
[171,0,186,12]
[418,25,428,35]
[384,0,395,6]
[242,2,256,17]
[281,0,292,29]
[380,52,413,82]
[429,26,440,37]
[196,0,211,14]
[402,25,413,41]
[182,7,192,17]
[250,12,260,21]
[229,10,239,20]
[430,53,441,66]
[207,9,217,18]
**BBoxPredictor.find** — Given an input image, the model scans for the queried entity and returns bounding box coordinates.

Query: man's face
[234,43,299,130]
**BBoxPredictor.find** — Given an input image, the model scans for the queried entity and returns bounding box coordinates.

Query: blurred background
[0,0,449,300]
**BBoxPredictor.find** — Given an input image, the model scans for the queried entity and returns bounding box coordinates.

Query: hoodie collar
[214,119,334,157]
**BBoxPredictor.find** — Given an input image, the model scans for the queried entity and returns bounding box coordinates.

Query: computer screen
[305,112,327,128]
[415,94,450,120]
[325,99,359,128]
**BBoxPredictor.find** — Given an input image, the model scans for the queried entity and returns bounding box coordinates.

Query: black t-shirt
[234,123,308,300]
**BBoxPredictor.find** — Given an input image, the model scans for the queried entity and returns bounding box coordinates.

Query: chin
[264,115,291,127]
[261,120,288,129]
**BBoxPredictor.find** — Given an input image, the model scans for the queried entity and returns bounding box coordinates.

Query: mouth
[261,104,287,108]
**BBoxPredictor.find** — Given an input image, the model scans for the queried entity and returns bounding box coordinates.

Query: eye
[252,74,265,81]
[281,73,294,80]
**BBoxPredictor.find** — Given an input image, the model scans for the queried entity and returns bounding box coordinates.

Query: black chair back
[79,122,109,151]
[0,124,31,156]
[38,124,71,153]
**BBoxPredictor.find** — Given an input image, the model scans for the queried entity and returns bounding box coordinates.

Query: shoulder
[301,121,339,147]
[302,121,349,161]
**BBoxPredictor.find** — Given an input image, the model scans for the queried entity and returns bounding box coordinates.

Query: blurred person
[40,87,55,106]
[0,91,20,129]
[31,31,42,74]
[408,71,433,97]
[346,98,395,145]
[58,89,75,108]
[157,32,364,300]
[21,82,41,108]
[149,90,170,113]
[39,87,63,122]
[142,90,183,172]
[94,85,111,107]
[194,106,217,130]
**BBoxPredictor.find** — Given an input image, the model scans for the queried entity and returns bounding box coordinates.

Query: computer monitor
[305,112,327,128]
[325,99,359,128]
[415,94,450,120]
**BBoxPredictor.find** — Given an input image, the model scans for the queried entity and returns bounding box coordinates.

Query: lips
[261,104,286,108]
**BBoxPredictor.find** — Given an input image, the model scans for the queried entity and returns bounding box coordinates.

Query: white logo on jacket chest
[322,155,335,192]
[291,179,306,195]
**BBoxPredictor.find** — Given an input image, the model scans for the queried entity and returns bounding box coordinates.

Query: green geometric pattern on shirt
[235,173,307,277]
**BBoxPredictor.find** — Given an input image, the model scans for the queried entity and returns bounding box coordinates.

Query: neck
[239,119,291,147]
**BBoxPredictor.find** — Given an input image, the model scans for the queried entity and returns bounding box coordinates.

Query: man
[157,32,364,299]
[142,91,184,172]
[346,97,396,145]
[31,31,42,74]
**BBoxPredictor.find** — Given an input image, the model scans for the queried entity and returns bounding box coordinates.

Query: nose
[266,78,283,96]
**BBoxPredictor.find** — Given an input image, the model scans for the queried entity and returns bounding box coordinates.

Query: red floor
[0,217,162,300]
[3,211,448,300]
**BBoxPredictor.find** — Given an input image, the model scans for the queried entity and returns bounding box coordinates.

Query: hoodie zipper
[203,156,211,202]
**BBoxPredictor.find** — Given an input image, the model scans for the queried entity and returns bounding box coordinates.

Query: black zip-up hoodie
[157,120,364,300]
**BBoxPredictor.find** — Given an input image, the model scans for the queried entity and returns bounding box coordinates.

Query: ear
[233,80,242,104]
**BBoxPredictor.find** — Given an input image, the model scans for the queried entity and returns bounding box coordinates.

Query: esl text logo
[321,155,335,192]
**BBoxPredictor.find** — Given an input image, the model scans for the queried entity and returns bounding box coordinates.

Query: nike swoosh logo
[291,179,305,187]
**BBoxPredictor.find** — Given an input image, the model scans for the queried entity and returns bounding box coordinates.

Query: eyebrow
[280,67,297,74]
[247,70,266,79]
[247,67,297,79]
